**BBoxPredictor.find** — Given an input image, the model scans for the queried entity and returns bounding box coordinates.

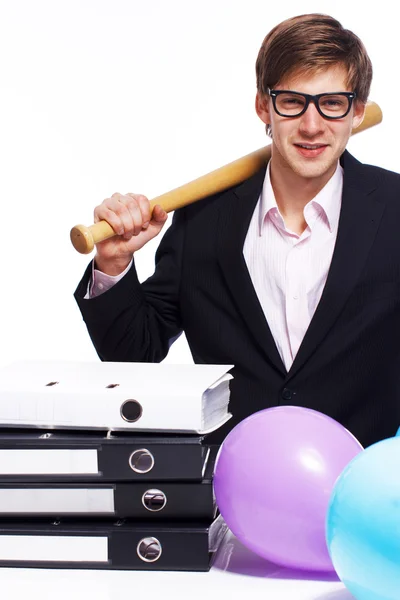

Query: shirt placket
[285,233,311,362]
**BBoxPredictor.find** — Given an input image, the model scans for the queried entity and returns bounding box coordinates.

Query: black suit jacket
[75,150,400,447]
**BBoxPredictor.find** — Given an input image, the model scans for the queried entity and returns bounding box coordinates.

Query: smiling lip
[294,143,328,158]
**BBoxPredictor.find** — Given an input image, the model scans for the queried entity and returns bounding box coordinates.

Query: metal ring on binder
[129,449,155,473]
[120,399,143,423]
[137,537,162,562]
[142,489,167,512]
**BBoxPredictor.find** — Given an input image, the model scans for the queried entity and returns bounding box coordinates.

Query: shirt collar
[259,160,344,235]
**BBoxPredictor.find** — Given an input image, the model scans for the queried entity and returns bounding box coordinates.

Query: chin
[287,153,339,180]
[292,162,334,179]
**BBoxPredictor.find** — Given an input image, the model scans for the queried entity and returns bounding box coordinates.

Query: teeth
[298,144,323,149]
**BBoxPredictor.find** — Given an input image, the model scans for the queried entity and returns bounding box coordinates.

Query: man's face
[255,65,365,180]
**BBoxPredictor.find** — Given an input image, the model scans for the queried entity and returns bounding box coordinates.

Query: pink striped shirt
[90,162,343,371]
[243,161,343,370]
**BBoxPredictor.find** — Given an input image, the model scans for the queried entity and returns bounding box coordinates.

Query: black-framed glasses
[268,88,356,120]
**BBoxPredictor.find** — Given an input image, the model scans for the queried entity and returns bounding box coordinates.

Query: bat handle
[70,198,160,254]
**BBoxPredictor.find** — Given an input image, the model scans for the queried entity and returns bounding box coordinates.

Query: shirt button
[293,295,299,300]
[98,282,104,290]
[282,388,293,401]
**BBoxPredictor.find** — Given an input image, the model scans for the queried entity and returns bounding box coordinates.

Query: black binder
[0,515,228,571]
[0,447,218,520]
[0,429,214,482]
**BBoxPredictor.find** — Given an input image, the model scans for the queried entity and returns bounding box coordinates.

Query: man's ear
[255,92,271,126]
[352,100,366,130]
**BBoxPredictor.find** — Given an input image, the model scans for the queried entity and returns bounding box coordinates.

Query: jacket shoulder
[362,162,400,184]
[342,150,400,194]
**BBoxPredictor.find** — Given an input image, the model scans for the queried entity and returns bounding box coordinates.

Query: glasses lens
[318,94,350,118]
[275,93,306,116]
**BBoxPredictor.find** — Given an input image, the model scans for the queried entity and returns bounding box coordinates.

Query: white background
[0,0,396,368]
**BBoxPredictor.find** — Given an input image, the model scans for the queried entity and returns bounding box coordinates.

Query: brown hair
[256,14,372,103]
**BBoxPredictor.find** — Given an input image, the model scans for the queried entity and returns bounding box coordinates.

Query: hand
[93,193,168,275]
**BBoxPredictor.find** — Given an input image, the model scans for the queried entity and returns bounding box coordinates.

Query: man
[75,13,400,447]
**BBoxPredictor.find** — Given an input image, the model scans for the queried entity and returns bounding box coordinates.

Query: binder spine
[0,482,215,520]
[0,443,207,482]
[0,523,217,571]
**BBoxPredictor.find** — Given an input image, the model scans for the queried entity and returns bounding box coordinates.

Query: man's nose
[298,101,325,136]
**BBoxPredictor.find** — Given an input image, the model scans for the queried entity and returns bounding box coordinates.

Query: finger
[95,194,134,237]
[128,194,151,229]
[115,196,141,239]
[93,193,123,222]
[124,193,151,234]
[94,203,125,236]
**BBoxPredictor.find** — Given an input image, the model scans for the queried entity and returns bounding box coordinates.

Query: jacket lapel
[286,150,386,381]
[216,167,287,375]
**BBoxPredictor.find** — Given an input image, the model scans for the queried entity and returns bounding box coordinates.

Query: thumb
[151,204,168,224]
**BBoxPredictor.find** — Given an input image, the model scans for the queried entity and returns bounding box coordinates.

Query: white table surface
[0,529,353,600]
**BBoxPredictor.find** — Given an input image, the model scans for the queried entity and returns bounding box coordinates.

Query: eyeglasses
[268,89,356,120]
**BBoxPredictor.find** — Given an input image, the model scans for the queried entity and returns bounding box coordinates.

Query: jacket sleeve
[74,209,185,363]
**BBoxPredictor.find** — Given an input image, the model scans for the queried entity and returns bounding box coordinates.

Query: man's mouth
[295,143,327,149]
[294,143,328,157]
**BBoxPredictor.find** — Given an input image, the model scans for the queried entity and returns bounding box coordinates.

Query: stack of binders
[0,360,233,571]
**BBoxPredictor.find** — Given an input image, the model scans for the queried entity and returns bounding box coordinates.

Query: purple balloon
[213,406,363,571]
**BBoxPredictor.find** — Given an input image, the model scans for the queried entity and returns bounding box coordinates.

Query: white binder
[0,360,233,433]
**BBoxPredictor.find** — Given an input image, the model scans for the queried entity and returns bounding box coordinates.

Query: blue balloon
[326,436,400,600]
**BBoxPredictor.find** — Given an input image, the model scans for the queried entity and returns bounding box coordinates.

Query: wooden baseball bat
[71,100,382,254]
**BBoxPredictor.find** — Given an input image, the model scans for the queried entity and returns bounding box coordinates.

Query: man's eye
[282,97,303,106]
[321,97,346,109]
